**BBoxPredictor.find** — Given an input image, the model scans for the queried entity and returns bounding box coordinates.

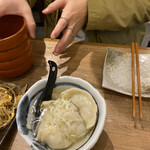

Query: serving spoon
[35,60,57,117]
[26,60,57,136]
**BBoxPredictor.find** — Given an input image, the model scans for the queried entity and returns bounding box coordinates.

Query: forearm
[86,0,150,31]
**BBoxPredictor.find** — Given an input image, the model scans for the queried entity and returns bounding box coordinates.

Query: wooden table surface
[0,38,150,150]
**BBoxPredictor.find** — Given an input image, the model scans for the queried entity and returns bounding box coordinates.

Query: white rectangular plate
[102,48,150,98]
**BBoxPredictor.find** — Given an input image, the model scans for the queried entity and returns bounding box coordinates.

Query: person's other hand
[0,0,36,38]
[42,0,88,55]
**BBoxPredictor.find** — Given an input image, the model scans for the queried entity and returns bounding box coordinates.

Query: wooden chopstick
[131,42,142,119]
[131,42,135,118]
[135,42,142,119]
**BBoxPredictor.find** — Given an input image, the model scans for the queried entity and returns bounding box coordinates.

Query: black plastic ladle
[35,60,57,117]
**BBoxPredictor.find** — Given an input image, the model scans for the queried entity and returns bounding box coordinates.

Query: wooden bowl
[0,54,33,78]
[0,15,29,51]
[0,38,30,62]
[0,15,33,78]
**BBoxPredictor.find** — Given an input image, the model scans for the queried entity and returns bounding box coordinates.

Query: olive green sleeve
[27,0,37,8]
[86,0,150,31]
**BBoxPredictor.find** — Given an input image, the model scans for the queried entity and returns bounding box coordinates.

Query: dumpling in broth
[37,125,72,149]
[61,88,97,129]
[36,98,88,149]
[36,87,97,149]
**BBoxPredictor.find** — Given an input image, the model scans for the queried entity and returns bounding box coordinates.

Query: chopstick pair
[131,42,142,119]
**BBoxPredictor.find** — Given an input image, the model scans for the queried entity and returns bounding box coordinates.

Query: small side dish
[0,82,27,129]
[103,48,150,97]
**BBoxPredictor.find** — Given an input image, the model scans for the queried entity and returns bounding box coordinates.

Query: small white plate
[102,48,150,97]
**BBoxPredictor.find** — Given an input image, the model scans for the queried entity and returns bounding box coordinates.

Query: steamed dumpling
[36,98,88,149]
[61,88,97,129]
[37,125,72,149]
[36,87,97,149]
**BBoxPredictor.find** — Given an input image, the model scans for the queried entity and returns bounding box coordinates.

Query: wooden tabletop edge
[30,38,150,50]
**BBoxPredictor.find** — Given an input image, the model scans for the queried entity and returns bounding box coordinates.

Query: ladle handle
[36,60,57,116]
[42,60,57,100]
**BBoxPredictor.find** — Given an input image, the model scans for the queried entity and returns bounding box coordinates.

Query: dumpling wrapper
[36,98,88,149]
[37,125,72,149]
[61,88,97,129]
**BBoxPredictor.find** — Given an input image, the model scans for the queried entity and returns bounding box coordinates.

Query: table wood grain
[0,38,150,150]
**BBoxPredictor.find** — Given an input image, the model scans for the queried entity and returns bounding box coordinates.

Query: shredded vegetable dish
[0,82,26,129]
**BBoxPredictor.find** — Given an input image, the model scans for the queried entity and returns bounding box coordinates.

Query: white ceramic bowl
[16,76,106,150]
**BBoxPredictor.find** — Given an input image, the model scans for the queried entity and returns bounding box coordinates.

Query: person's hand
[42,0,88,55]
[0,0,36,38]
